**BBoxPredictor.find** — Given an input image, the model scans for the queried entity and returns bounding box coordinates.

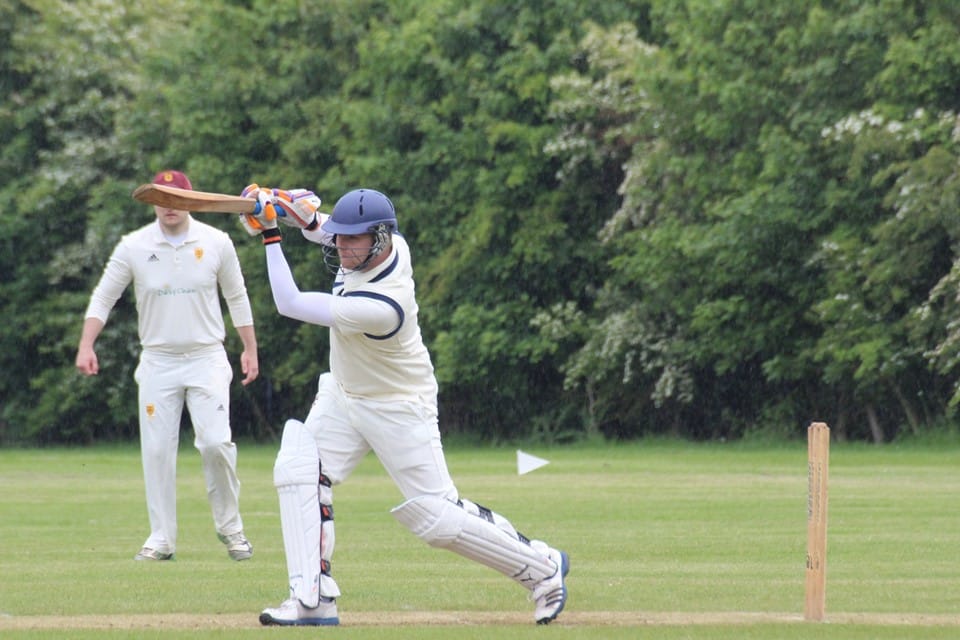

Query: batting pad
[459,497,521,540]
[274,420,341,606]
[391,495,557,589]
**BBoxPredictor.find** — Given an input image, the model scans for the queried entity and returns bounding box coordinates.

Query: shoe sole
[259,613,339,626]
[536,550,569,625]
[133,552,174,561]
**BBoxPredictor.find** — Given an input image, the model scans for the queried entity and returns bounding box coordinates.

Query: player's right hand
[239,183,279,235]
[75,346,99,376]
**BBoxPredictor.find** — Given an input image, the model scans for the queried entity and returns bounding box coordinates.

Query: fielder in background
[238,185,569,627]
[75,170,259,562]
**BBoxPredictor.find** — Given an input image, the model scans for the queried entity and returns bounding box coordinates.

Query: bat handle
[250,201,285,216]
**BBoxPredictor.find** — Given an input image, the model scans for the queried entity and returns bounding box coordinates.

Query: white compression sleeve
[265,243,336,326]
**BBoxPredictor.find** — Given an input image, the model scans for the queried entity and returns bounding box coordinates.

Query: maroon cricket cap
[152,169,193,190]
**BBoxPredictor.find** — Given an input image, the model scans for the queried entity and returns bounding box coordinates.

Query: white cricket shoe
[529,541,569,624]
[259,597,339,626]
[134,546,174,561]
[218,531,253,561]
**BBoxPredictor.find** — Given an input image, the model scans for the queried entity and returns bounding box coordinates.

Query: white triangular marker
[517,450,550,475]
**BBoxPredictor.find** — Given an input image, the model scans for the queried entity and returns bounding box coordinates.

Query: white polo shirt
[85,217,253,354]
[265,233,437,402]
[329,234,438,402]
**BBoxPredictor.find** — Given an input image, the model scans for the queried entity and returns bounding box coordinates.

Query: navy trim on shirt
[343,291,404,340]
[333,250,399,288]
[369,251,400,283]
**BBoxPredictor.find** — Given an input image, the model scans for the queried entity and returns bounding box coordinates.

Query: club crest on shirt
[145,404,156,418]
[194,247,204,261]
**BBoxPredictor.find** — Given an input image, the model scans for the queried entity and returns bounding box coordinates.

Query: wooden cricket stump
[805,422,830,621]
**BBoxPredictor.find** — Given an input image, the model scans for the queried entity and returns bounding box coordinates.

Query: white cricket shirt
[329,234,438,402]
[85,217,254,354]
[265,233,437,402]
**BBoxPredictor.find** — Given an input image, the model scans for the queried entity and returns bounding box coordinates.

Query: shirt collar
[148,216,197,245]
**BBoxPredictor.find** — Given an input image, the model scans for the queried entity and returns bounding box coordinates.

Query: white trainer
[529,541,569,624]
[218,531,253,561]
[134,546,174,561]
[259,597,339,626]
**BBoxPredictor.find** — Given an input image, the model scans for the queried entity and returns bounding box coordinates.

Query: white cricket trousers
[134,346,244,553]
[305,373,457,500]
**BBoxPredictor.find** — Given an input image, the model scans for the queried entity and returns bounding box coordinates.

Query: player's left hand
[274,188,322,230]
[240,348,259,385]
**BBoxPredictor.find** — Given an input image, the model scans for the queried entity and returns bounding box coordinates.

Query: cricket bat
[132,183,260,214]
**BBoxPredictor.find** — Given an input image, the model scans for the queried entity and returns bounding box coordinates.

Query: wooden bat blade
[132,183,258,214]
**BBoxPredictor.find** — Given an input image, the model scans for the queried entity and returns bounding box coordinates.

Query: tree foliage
[2,0,960,445]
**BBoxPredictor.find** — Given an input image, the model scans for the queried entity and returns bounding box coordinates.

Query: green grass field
[1,439,959,639]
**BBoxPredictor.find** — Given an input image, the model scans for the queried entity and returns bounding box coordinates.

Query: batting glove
[239,183,281,245]
[274,188,322,231]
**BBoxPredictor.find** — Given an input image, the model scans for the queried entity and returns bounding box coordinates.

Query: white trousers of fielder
[135,346,244,553]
